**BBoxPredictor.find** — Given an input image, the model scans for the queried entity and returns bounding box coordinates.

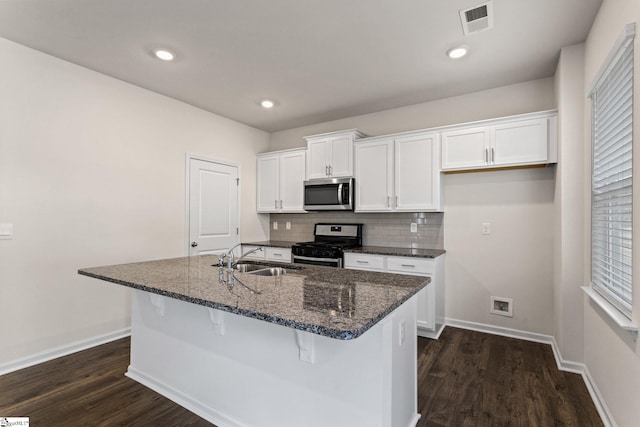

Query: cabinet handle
[273,253,282,257]
[484,148,488,164]
[357,260,369,264]
[395,195,398,207]
[275,200,278,209]
[387,196,390,208]
[325,165,329,176]
[491,148,495,163]
[401,264,416,268]
[280,200,283,209]
[329,165,332,176]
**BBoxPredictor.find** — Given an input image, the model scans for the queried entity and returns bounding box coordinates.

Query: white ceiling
[0,0,602,132]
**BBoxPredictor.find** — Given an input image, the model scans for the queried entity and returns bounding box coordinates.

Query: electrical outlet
[490,296,513,317]
[410,223,417,233]
[273,221,278,230]
[286,221,291,230]
[399,320,406,345]
[481,222,491,235]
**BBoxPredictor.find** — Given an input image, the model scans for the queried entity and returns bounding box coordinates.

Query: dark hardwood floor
[0,327,602,426]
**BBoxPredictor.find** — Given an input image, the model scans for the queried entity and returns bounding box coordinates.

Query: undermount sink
[233,263,287,276]
[249,267,286,276]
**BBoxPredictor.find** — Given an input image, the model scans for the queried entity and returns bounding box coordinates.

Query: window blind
[590,26,634,318]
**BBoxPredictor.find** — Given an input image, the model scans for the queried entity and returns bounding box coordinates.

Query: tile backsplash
[269,212,444,249]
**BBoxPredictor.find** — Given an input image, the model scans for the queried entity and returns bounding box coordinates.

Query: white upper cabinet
[355,132,442,212]
[305,129,366,179]
[257,149,306,213]
[441,111,557,172]
[395,133,441,211]
[355,138,394,211]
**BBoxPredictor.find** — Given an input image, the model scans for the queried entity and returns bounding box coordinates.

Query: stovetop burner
[291,223,363,267]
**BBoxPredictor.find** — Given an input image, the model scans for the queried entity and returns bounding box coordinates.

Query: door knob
[191,242,198,247]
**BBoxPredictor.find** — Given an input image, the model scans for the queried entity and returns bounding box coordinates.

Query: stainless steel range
[291,223,363,268]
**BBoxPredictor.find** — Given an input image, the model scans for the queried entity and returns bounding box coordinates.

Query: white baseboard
[582,366,617,427]
[444,318,615,427]
[126,365,248,427]
[0,327,131,376]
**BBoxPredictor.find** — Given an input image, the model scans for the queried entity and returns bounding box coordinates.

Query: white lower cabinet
[240,245,292,263]
[344,252,445,339]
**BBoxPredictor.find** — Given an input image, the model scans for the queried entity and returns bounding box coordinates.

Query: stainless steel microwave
[303,177,354,211]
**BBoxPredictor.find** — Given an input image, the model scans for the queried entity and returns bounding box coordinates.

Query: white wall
[269,78,555,151]
[581,1,640,426]
[553,43,586,363]
[268,79,557,334]
[0,38,270,365]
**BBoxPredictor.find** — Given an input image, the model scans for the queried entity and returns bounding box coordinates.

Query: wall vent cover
[459,1,494,35]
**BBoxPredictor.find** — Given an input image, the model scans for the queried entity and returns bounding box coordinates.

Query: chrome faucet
[218,245,264,294]
[218,244,264,271]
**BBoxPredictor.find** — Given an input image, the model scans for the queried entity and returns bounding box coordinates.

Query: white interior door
[188,157,239,256]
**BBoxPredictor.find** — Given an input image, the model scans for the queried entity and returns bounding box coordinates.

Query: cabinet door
[441,126,490,170]
[306,139,330,179]
[355,139,393,211]
[279,151,306,212]
[256,155,279,213]
[395,133,441,211]
[329,135,353,177]
[492,118,548,166]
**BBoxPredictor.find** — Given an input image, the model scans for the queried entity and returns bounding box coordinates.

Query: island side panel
[126,289,419,427]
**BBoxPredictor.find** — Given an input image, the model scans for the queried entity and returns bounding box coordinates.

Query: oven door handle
[337,183,343,205]
[292,254,342,267]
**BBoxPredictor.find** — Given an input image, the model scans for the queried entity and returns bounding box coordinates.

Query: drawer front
[241,245,266,260]
[265,247,292,263]
[344,253,385,271]
[387,256,433,275]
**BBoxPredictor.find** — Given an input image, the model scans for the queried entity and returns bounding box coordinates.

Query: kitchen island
[79,255,429,427]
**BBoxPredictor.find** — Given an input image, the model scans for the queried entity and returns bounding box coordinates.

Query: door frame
[185,153,242,256]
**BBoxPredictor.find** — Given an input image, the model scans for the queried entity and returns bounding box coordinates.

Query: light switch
[0,223,13,240]
[273,221,278,230]
[410,223,417,233]
[286,221,291,230]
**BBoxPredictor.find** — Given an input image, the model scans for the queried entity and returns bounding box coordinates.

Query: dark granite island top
[78,255,429,340]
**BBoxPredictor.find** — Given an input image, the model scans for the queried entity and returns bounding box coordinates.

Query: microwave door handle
[337,183,343,204]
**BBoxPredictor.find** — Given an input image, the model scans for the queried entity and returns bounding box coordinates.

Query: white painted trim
[126,366,249,427]
[582,365,618,427]
[185,153,242,255]
[581,286,638,333]
[588,22,636,98]
[0,327,131,376]
[444,319,615,426]
[445,318,555,346]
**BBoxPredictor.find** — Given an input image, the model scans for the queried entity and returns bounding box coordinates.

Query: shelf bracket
[148,293,166,317]
[207,308,225,335]
[295,330,315,364]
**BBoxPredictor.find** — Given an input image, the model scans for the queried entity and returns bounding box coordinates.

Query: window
[589,24,635,318]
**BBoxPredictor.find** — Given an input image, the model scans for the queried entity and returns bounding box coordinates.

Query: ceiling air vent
[459,1,494,36]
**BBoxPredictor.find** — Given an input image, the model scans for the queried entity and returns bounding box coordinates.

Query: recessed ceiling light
[154,49,175,61]
[446,46,468,59]
[261,100,275,109]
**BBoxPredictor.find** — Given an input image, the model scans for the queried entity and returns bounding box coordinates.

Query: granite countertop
[78,256,428,340]
[244,241,445,259]
[346,246,445,258]
[242,240,296,248]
